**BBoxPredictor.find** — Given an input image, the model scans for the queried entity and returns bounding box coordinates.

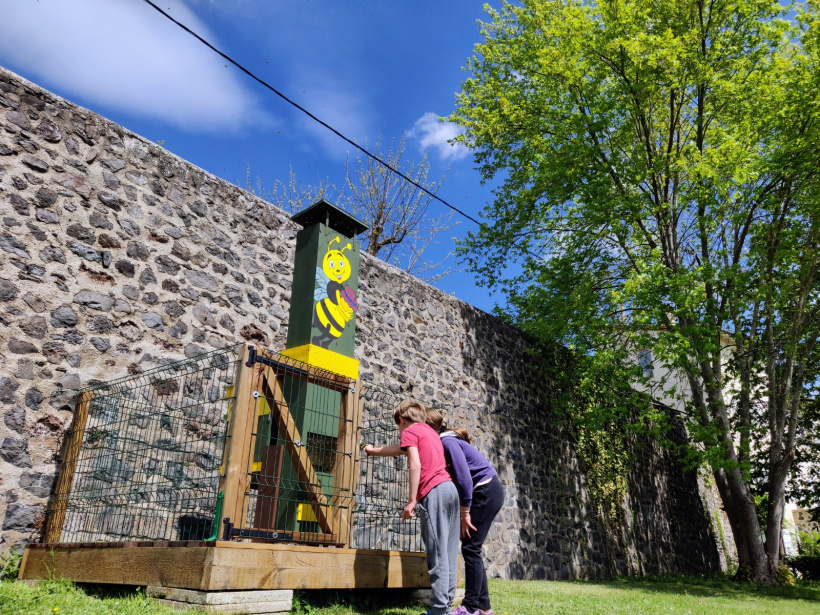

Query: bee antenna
[341,242,353,254]
[327,236,341,251]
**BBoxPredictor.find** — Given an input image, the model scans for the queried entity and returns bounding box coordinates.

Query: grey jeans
[418,480,460,615]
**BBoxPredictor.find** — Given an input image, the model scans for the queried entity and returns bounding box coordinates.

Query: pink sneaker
[452,607,495,615]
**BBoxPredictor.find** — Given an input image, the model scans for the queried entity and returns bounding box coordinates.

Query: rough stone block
[147,587,292,614]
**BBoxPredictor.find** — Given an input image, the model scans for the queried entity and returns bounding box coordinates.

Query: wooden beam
[16,545,31,581]
[218,344,257,536]
[44,390,92,543]
[347,384,364,545]
[259,369,333,535]
[20,544,212,589]
[206,542,429,591]
[332,386,355,546]
[19,543,430,590]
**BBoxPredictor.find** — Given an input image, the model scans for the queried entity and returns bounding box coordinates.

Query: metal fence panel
[52,345,240,543]
[353,383,423,552]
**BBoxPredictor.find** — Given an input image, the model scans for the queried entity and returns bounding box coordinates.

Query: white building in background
[631,330,740,415]
[783,502,801,557]
[792,506,820,533]
[783,503,819,557]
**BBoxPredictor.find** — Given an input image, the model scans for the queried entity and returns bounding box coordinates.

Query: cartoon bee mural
[312,236,358,348]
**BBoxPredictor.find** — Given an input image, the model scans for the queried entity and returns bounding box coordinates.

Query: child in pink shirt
[363,400,460,615]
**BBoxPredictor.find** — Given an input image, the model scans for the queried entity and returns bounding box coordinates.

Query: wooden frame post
[331,381,363,547]
[347,383,363,545]
[44,390,92,543]
[218,344,257,539]
[331,385,353,546]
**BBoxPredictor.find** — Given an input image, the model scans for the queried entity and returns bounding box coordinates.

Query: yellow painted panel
[297,503,332,523]
[281,344,359,379]
[257,395,272,416]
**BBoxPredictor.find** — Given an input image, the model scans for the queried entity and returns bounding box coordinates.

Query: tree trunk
[765,464,790,570]
[715,467,775,582]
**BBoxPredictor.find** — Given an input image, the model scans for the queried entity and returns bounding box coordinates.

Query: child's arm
[361,443,405,457]
[443,439,478,538]
[402,446,421,521]
[443,439,474,506]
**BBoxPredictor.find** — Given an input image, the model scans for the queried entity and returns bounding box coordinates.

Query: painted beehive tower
[251,200,367,537]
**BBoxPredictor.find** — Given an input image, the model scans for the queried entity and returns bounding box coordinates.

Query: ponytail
[445,427,472,444]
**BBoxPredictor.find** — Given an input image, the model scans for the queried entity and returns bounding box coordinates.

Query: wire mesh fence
[50,345,240,544]
[230,347,356,545]
[352,382,424,552]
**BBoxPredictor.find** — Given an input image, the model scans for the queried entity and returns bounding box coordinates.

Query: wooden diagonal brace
[257,366,333,535]
[44,390,92,543]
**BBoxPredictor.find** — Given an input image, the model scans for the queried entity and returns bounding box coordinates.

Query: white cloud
[408,112,469,161]
[0,0,270,133]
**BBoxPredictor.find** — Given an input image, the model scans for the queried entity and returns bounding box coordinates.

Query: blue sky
[0,0,506,314]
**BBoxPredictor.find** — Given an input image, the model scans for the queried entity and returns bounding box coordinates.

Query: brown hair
[424,407,472,443]
[425,407,445,433]
[447,427,472,443]
[393,400,427,425]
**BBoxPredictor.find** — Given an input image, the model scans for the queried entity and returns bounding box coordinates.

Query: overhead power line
[140,0,484,229]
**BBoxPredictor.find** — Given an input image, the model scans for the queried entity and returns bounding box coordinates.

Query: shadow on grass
[74,583,145,600]
[586,575,820,602]
[294,588,422,614]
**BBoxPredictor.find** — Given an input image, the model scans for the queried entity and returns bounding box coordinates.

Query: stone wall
[0,65,726,579]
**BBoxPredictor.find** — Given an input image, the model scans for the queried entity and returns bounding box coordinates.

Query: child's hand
[401,500,417,522]
[460,511,477,539]
[361,443,375,455]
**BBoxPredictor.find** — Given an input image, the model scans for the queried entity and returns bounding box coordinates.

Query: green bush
[798,530,820,557]
[788,554,820,581]
[0,552,22,581]
[776,563,796,586]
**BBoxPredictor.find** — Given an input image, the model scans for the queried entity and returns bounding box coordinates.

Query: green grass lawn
[1,576,818,615]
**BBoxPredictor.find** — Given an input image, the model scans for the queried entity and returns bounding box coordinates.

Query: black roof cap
[291,199,368,237]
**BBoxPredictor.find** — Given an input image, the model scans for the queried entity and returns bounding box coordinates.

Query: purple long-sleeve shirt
[440,431,497,508]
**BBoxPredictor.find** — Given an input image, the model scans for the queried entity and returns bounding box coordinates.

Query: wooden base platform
[19,541,430,591]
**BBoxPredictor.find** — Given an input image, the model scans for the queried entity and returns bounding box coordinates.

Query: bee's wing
[314,267,330,302]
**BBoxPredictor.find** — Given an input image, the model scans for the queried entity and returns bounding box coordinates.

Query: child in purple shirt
[426,409,504,615]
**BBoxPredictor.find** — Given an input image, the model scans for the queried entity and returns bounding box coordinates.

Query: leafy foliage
[0,552,21,582]
[777,563,797,586]
[798,530,820,557]
[452,0,820,581]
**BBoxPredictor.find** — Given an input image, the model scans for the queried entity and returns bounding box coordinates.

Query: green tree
[451,0,820,582]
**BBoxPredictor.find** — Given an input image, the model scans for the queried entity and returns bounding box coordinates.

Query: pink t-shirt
[400,422,452,500]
